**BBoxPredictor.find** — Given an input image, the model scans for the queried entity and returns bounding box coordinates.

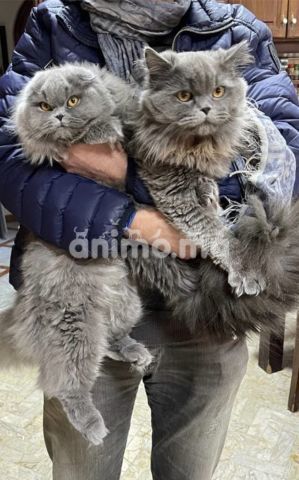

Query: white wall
[0,0,25,58]
[0,1,24,215]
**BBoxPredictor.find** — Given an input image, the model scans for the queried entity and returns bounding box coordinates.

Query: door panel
[288,0,299,38]
[230,0,289,38]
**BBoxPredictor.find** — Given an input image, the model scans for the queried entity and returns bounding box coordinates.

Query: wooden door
[229,0,289,38]
[287,0,299,38]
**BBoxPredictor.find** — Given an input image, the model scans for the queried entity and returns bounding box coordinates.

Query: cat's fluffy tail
[0,309,25,369]
[172,196,299,337]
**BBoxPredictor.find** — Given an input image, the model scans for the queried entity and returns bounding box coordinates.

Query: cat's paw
[121,343,153,375]
[228,270,266,297]
[197,178,219,211]
[82,411,109,446]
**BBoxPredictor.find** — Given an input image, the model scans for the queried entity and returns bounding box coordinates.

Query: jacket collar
[56,1,99,47]
[55,0,233,50]
[185,0,231,28]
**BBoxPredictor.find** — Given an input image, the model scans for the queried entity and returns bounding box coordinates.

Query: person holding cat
[0,1,298,480]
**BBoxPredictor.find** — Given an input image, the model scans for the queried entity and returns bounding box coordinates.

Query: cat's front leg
[183,213,265,296]
[189,218,265,296]
[109,335,153,374]
[25,139,67,166]
[82,120,123,145]
[143,168,266,296]
[195,179,266,295]
[155,194,265,296]
[106,273,153,374]
[195,176,220,212]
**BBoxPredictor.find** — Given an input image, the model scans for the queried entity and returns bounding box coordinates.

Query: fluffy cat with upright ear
[126,42,299,336]
[0,63,152,446]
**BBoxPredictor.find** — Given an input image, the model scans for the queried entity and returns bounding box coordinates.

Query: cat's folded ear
[75,68,97,86]
[144,48,175,85]
[218,41,254,74]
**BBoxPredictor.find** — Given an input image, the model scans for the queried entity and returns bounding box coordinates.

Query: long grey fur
[127,43,299,337]
[1,63,152,446]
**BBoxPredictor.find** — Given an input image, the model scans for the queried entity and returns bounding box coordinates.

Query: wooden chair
[288,314,299,412]
[258,313,299,412]
[258,317,285,374]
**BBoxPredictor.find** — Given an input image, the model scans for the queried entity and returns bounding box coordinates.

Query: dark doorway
[14,1,43,46]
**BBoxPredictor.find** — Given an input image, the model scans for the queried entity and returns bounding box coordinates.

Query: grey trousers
[43,311,248,480]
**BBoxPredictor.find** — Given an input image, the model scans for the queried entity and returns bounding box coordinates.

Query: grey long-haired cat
[127,43,299,336]
[0,63,153,446]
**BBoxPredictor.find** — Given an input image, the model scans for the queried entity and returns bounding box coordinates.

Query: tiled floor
[0,228,298,479]
[0,234,14,278]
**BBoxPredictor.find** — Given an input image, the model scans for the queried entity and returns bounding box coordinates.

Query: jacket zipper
[172,20,235,51]
[43,59,55,70]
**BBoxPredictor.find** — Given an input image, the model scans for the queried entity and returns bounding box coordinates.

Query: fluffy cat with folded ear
[0,63,152,447]
[11,62,127,165]
[127,41,299,336]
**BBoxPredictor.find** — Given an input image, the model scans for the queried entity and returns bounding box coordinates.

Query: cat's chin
[52,130,75,142]
[194,123,219,137]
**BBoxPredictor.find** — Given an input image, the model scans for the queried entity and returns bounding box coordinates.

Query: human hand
[62,143,128,186]
[126,209,197,260]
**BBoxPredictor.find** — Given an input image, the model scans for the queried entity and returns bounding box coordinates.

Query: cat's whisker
[176,117,203,127]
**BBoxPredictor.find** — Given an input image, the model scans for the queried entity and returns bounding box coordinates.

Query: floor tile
[0,247,12,268]
[0,275,15,311]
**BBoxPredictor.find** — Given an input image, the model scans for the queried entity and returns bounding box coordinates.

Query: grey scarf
[78,0,192,80]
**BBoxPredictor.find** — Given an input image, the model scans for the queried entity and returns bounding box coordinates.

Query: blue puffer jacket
[0,0,298,288]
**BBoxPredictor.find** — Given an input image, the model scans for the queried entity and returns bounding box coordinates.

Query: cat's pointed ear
[220,41,254,73]
[144,47,173,76]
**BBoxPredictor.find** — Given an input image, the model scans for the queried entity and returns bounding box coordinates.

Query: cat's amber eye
[39,102,52,112]
[67,96,80,108]
[212,86,226,98]
[176,91,193,102]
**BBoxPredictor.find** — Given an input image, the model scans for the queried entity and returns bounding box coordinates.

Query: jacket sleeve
[230,3,299,196]
[0,7,136,252]
[247,72,299,195]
